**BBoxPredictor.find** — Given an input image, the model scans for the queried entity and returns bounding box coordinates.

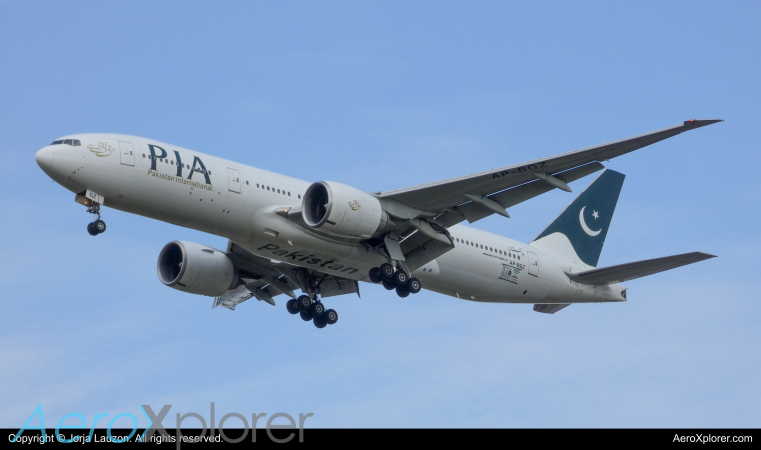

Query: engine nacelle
[157,241,238,296]
[302,181,389,238]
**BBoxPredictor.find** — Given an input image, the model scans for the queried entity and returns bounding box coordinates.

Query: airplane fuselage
[36,133,625,306]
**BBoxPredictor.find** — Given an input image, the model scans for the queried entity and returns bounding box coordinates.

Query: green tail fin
[532,169,625,267]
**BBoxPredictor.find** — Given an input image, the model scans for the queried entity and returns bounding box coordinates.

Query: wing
[379,120,722,225]
[213,241,360,311]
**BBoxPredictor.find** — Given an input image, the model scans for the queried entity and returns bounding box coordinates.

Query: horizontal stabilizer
[566,252,716,285]
[534,304,571,314]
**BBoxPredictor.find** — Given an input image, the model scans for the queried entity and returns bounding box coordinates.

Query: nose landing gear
[369,262,422,298]
[85,203,107,236]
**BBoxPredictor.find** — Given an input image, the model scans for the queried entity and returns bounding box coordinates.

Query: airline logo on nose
[88,142,115,157]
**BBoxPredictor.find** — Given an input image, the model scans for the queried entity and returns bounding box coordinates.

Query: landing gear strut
[368,263,422,298]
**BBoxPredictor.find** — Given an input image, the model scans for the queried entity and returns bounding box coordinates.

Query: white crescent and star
[579,206,602,236]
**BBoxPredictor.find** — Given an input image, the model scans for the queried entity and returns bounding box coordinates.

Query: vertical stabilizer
[531,170,625,267]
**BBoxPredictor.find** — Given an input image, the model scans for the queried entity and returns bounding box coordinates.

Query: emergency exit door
[527,251,539,277]
[227,168,241,193]
[119,141,134,166]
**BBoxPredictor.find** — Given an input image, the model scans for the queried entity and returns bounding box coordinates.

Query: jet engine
[157,241,238,296]
[302,181,390,238]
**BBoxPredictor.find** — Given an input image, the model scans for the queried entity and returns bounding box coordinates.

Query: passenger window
[257,184,259,188]
[277,189,280,194]
[267,187,270,191]
[171,161,174,165]
[298,194,301,199]
[288,192,291,196]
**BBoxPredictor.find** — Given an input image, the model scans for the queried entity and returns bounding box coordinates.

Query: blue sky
[1,1,759,428]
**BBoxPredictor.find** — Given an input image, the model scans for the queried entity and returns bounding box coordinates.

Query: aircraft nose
[35,146,56,171]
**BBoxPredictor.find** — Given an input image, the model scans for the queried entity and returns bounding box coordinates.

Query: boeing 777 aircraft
[35,120,720,327]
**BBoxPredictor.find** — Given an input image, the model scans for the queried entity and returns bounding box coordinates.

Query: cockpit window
[50,139,81,146]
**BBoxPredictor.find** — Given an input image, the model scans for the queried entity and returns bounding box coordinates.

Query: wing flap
[566,252,716,285]
[436,162,605,228]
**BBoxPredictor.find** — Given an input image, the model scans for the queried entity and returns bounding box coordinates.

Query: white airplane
[35,120,720,327]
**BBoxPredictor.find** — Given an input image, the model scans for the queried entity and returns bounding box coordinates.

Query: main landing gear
[85,203,107,236]
[286,295,338,329]
[368,263,422,298]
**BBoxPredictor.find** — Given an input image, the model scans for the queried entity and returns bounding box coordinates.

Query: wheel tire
[408,278,422,294]
[368,267,382,283]
[286,299,300,315]
[94,219,107,234]
[313,315,328,328]
[87,223,98,236]
[325,309,338,325]
[297,295,312,312]
[396,286,410,298]
[300,310,312,321]
[393,270,408,288]
[382,280,396,290]
[379,263,395,281]
[310,302,325,317]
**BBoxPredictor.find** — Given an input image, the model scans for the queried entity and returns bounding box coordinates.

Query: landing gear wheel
[393,270,408,288]
[379,263,395,281]
[313,315,328,328]
[325,309,338,325]
[382,280,396,290]
[369,267,382,283]
[87,223,98,236]
[94,219,106,234]
[286,299,300,315]
[300,310,312,321]
[396,286,410,298]
[297,295,312,312]
[408,278,422,294]
[310,302,325,317]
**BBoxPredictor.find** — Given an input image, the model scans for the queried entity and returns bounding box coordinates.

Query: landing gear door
[118,141,134,166]
[527,251,539,277]
[227,168,241,193]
